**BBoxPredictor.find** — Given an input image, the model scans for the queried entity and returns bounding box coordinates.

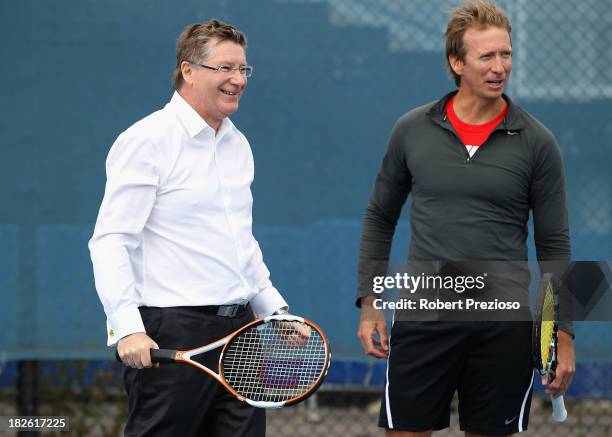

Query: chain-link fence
[284,0,612,99]
[0,360,611,436]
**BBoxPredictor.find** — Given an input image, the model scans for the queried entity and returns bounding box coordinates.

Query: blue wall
[1,0,610,361]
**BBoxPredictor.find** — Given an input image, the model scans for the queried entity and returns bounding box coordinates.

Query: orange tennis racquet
[147,314,331,408]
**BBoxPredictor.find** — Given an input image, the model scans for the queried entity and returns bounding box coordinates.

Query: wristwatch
[274,306,290,315]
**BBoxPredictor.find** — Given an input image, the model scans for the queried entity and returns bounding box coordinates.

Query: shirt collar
[428,90,526,131]
[216,116,235,141]
[168,91,236,140]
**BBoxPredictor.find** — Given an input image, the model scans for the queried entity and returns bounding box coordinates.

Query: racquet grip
[551,395,567,422]
[150,349,178,363]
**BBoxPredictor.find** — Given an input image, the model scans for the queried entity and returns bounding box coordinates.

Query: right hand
[117,332,159,369]
[358,295,389,358]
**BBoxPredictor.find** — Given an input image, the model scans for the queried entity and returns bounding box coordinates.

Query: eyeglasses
[191,62,253,78]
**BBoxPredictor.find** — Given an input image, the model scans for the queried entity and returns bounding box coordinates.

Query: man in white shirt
[89,19,287,437]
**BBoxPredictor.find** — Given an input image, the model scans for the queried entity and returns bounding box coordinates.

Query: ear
[448,55,464,77]
[180,61,195,86]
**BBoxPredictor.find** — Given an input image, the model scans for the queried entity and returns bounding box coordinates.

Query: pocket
[138,307,163,341]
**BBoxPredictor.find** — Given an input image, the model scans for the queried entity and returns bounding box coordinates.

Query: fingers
[140,348,152,369]
[292,322,312,345]
[549,331,575,396]
[548,370,575,397]
[140,339,160,368]
[293,322,312,338]
[150,340,160,368]
[542,331,576,397]
[358,320,388,359]
[117,333,158,369]
[543,365,575,397]
[278,322,312,346]
[545,345,576,397]
[357,296,389,358]
[358,298,388,359]
[379,324,389,353]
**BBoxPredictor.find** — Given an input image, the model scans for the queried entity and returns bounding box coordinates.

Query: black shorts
[379,321,534,435]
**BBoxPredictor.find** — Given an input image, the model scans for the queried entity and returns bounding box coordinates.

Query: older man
[89,19,288,437]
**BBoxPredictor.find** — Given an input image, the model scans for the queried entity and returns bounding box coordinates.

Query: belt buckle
[217,304,239,317]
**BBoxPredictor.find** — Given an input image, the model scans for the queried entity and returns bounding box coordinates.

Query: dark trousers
[123,306,266,437]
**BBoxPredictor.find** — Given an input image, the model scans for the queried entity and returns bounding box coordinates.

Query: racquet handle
[551,395,567,422]
[150,349,178,363]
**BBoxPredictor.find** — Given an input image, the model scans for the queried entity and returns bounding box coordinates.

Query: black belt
[199,303,249,317]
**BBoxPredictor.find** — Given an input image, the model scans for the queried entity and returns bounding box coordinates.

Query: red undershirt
[445,95,508,155]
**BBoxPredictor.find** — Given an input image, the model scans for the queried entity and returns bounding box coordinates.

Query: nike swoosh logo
[507,131,518,135]
[505,416,518,425]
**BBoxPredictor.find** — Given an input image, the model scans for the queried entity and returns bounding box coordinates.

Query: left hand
[543,330,575,397]
[276,319,311,346]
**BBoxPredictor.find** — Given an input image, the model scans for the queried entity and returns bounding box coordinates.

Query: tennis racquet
[533,273,567,422]
[142,314,330,408]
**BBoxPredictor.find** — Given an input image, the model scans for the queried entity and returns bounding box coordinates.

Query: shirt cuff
[106,306,145,346]
[249,286,288,318]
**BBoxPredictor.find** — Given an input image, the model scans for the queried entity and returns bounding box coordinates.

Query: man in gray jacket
[357,1,575,435]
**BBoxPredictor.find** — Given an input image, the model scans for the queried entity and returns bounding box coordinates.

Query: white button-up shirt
[89,92,287,346]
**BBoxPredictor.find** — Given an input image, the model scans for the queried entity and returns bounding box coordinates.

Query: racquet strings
[221,321,327,402]
[539,279,556,369]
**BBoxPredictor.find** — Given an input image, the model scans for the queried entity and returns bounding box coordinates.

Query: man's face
[191,38,248,127]
[451,26,512,101]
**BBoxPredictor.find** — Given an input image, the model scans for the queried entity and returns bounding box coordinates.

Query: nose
[491,55,506,74]
[230,71,247,87]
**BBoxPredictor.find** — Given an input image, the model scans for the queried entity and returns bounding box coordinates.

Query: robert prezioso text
[371,272,521,311]
[373,298,521,311]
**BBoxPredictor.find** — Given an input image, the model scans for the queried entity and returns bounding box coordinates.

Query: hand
[358,296,388,358]
[543,330,575,397]
[278,321,312,346]
[117,332,159,369]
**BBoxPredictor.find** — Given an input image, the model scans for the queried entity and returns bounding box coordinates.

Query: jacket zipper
[442,115,515,166]
[443,114,472,166]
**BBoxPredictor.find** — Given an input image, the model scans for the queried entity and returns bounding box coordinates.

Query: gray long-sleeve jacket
[357,92,572,330]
